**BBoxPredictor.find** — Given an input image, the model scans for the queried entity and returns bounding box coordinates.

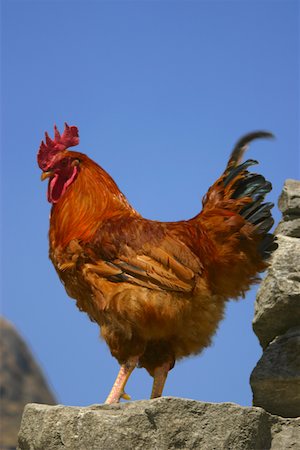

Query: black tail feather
[232,174,271,199]
[258,233,278,259]
[223,131,277,259]
[244,202,274,225]
[240,199,266,220]
[254,216,274,234]
[223,160,259,187]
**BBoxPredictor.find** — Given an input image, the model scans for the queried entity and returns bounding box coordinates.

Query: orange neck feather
[49,152,138,249]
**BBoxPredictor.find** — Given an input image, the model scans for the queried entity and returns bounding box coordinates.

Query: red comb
[37,123,79,171]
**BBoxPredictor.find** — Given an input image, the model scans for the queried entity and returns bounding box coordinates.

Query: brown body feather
[48,137,274,376]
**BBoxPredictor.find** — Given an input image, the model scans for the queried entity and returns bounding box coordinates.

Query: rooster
[38,124,277,404]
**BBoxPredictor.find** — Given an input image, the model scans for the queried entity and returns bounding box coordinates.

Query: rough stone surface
[252,235,300,349]
[275,179,300,238]
[274,215,300,238]
[278,179,300,216]
[0,317,56,450]
[17,398,300,450]
[251,179,300,420]
[251,327,300,418]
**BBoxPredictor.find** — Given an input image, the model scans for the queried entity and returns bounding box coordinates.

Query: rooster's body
[38,125,276,402]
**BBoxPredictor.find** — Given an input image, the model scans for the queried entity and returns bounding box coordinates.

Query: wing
[81,217,203,294]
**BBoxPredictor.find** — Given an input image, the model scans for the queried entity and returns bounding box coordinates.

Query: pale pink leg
[150,362,171,399]
[105,356,138,404]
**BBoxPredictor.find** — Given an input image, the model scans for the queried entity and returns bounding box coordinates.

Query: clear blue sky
[1,0,299,407]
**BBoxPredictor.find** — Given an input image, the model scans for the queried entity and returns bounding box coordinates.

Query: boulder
[275,179,300,238]
[251,179,300,419]
[252,235,300,349]
[17,398,300,450]
[0,317,56,450]
[278,179,300,216]
[274,216,300,238]
[250,327,300,418]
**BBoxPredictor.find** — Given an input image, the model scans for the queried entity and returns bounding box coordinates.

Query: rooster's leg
[105,356,138,404]
[150,362,172,399]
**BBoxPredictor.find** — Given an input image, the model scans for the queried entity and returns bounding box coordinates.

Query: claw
[121,391,131,401]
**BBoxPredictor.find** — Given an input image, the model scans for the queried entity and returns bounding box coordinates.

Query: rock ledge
[18,397,299,450]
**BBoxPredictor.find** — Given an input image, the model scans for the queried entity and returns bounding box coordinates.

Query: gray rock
[251,327,300,418]
[251,179,300,419]
[278,179,300,216]
[17,398,300,450]
[253,235,300,349]
[275,179,300,238]
[0,318,56,450]
[275,215,300,238]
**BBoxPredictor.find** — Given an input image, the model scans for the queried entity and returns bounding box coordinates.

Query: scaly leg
[150,362,171,399]
[105,356,138,404]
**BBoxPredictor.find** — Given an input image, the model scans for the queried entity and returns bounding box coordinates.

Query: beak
[41,171,53,181]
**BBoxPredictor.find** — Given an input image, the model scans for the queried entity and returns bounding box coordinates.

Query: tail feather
[258,233,278,258]
[242,201,274,224]
[223,159,258,187]
[226,133,277,258]
[254,215,274,234]
[231,174,271,199]
[226,131,274,169]
[200,131,277,261]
